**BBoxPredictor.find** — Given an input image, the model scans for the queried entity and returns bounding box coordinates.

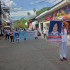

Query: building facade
[36,0,70,33]
[0,1,2,28]
[0,0,10,35]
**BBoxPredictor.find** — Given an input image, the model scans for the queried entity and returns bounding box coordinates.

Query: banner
[53,5,70,20]
[14,32,20,39]
[14,31,37,39]
[47,21,62,42]
[56,12,65,19]
[14,32,23,39]
[44,15,53,21]
[21,31,37,38]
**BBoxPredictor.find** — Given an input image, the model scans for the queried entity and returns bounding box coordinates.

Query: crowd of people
[3,28,41,43]
[4,28,18,43]
[0,20,69,61]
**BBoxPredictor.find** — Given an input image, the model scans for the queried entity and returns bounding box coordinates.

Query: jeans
[10,36,14,42]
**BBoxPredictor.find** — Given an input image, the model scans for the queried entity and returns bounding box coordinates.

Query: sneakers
[60,57,67,61]
[63,57,67,60]
[60,58,63,61]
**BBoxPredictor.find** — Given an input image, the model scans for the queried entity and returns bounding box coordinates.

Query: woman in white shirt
[59,21,68,61]
[9,29,14,42]
[43,27,47,38]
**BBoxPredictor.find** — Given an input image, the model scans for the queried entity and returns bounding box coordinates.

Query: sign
[14,32,20,39]
[39,15,52,22]
[47,21,62,42]
[56,12,65,19]
[53,5,70,20]
[22,31,37,38]
[14,31,37,39]
[44,15,52,21]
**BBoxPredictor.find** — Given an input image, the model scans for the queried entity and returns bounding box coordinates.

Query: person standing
[7,29,10,39]
[5,28,10,40]
[24,28,26,40]
[4,28,7,40]
[43,27,47,38]
[34,28,38,39]
[59,21,68,61]
[9,29,14,42]
[1,27,4,36]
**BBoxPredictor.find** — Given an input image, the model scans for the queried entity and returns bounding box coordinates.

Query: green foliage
[36,7,51,15]
[13,20,20,28]
[13,17,28,28]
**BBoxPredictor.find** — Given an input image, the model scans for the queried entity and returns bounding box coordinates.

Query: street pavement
[0,37,70,70]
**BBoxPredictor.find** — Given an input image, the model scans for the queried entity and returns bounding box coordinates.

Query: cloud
[48,0,62,5]
[30,0,46,5]
[53,0,62,5]
[13,7,22,10]
[30,0,49,5]
[1,0,16,7]
[10,0,16,6]
[30,0,62,5]
[10,10,36,17]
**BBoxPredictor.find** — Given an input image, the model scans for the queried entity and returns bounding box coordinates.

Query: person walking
[43,27,47,38]
[9,29,14,43]
[4,28,7,40]
[7,29,10,39]
[5,28,10,40]
[59,21,68,61]
[34,28,38,39]
[24,28,26,40]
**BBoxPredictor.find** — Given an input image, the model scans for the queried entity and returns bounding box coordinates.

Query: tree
[13,20,20,28]
[13,17,28,28]
[19,17,26,28]
[36,7,51,15]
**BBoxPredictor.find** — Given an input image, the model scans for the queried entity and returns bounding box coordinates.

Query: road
[0,38,70,70]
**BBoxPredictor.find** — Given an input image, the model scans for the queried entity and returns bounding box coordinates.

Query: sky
[1,0,62,20]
